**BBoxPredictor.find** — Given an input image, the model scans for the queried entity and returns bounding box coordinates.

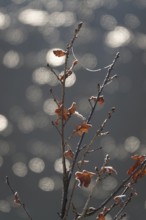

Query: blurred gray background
[0,0,146,219]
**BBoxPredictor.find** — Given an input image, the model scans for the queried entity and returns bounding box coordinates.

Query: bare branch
[6,176,32,220]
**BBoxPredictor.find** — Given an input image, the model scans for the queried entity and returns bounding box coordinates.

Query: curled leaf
[55,102,77,123]
[101,166,117,175]
[75,170,96,187]
[127,155,146,182]
[86,207,96,215]
[74,121,92,136]
[68,102,76,115]
[64,149,74,160]
[114,195,126,204]
[131,155,145,162]
[96,207,109,219]
[55,104,68,121]
[14,192,21,205]
[89,96,97,102]
[97,96,104,105]
[53,49,66,57]
[96,212,105,220]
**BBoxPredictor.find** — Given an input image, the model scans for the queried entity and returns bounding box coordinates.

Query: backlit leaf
[53,49,66,57]
[101,166,117,175]
[97,96,104,105]
[64,149,74,160]
[96,212,105,220]
[74,121,92,136]
[75,170,96,187]
[68,102,76,115]
[14,192,21,205]
[127,154,146,182]
[55,104,68,121]
[114,195,126,204]
[89,96,97,102]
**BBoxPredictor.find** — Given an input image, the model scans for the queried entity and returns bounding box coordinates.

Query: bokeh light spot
[43,98,58,116]
[48,11,75,27]
[18,116,34,133]
[124,14,140,29]
[0,200,11,213]
[46,48,65,67]
[0,114,8,132]
[105,26,131,48]
[124,136,140,153]
[0,140,10,155]
[80,53,98,69]
[60,71,76,87]
[28,157,45,173]
[18,9,49,26]
[54,158,70,173]
[102,176,118,191]
[38,177,55,191]
[33,112,49,129]
[0,12,10,30]
[101,136,116,154]
[12,162,28,177]
[5,28,26,45]
[136,33,146,50]
[32,67,58,86]
[100,14,117,30]
[26,85,42,103]
[3,51,20,68]
[29,141,58,161]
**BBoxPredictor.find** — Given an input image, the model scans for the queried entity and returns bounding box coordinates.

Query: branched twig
[64,107,115,218]
[77,177,100,220]
[114,193,133,220]
[82,107,115,154]
[62,52,120,219]
[6,176,32,220]
[60,22,83,219]
[5,18,145,220]
[68,52,120,189]
[85,159,146,217]
[76,154,110,220]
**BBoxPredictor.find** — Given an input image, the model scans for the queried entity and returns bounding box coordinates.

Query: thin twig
[116,213,127,220]
[6,176,32,220]
[62,52,120,219]
[81,107,115,155]
[114,192,134,220]
[77,154,110,220]
[47,63,60,81]
[101,181,135,218]
[85,159,146,217]
[68,52,120,191]
[77,177,100,220]
[60,22,83,219]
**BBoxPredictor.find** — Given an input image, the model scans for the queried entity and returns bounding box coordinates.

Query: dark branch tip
[112,107,116,112]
